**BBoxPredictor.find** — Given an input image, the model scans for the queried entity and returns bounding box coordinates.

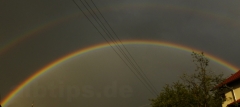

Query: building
[215,70,240,107]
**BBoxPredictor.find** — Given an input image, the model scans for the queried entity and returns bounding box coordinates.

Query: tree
[150,52,225,107]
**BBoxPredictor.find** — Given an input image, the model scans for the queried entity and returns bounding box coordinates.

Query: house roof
[227,98,240,107]
[214,70,240,89]
[222,70,240,85]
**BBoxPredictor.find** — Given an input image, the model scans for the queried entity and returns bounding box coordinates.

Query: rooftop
[214,70,240,89]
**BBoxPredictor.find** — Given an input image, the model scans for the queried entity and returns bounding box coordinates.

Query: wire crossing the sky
[72,0,158,96]
[73,0,158,96]
[72,0,156,96]
[87,0,159,96]
[89,0,159,94]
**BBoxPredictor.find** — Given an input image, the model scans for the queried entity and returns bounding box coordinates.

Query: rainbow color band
[1,3,239,55]
[2,40,239,106]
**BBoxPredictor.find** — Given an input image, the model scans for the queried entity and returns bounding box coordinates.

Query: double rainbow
[1,2,240,106]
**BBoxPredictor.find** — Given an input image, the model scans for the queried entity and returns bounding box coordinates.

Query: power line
[75,0,158,96]
[72,0,158,96]
[81,1,157,94]
[72,0,156,96]
[86,0,158,95]
[89,0,158,94]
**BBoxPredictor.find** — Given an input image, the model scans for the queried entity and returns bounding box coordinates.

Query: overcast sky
[1,0,240,107]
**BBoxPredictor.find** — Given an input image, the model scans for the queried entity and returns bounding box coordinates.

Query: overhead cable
[89,0,158,94]
[72,0,158,96]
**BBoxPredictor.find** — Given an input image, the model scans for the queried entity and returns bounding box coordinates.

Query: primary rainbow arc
[1,40,239,107]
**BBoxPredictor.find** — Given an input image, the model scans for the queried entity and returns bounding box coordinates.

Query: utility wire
[82,0,156,93]
[81,1,158,95]
[85,0,156,94]
[76,0,158,96]
[73,0,158,96]
[72,0,156,96]
[79,0,157,96]
[83,0,129,59]
[80,0,139,74]
[89,0,158,95]
[81,0,128,56]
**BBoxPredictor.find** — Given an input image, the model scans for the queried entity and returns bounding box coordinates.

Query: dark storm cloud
[98,0,240,65]
[1,0,240,107]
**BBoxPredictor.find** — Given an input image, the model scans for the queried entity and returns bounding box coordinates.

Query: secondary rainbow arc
[1,40,239,106]
[1,3,239,55]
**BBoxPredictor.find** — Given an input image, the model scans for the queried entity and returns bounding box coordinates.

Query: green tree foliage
[150,52,225,107]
